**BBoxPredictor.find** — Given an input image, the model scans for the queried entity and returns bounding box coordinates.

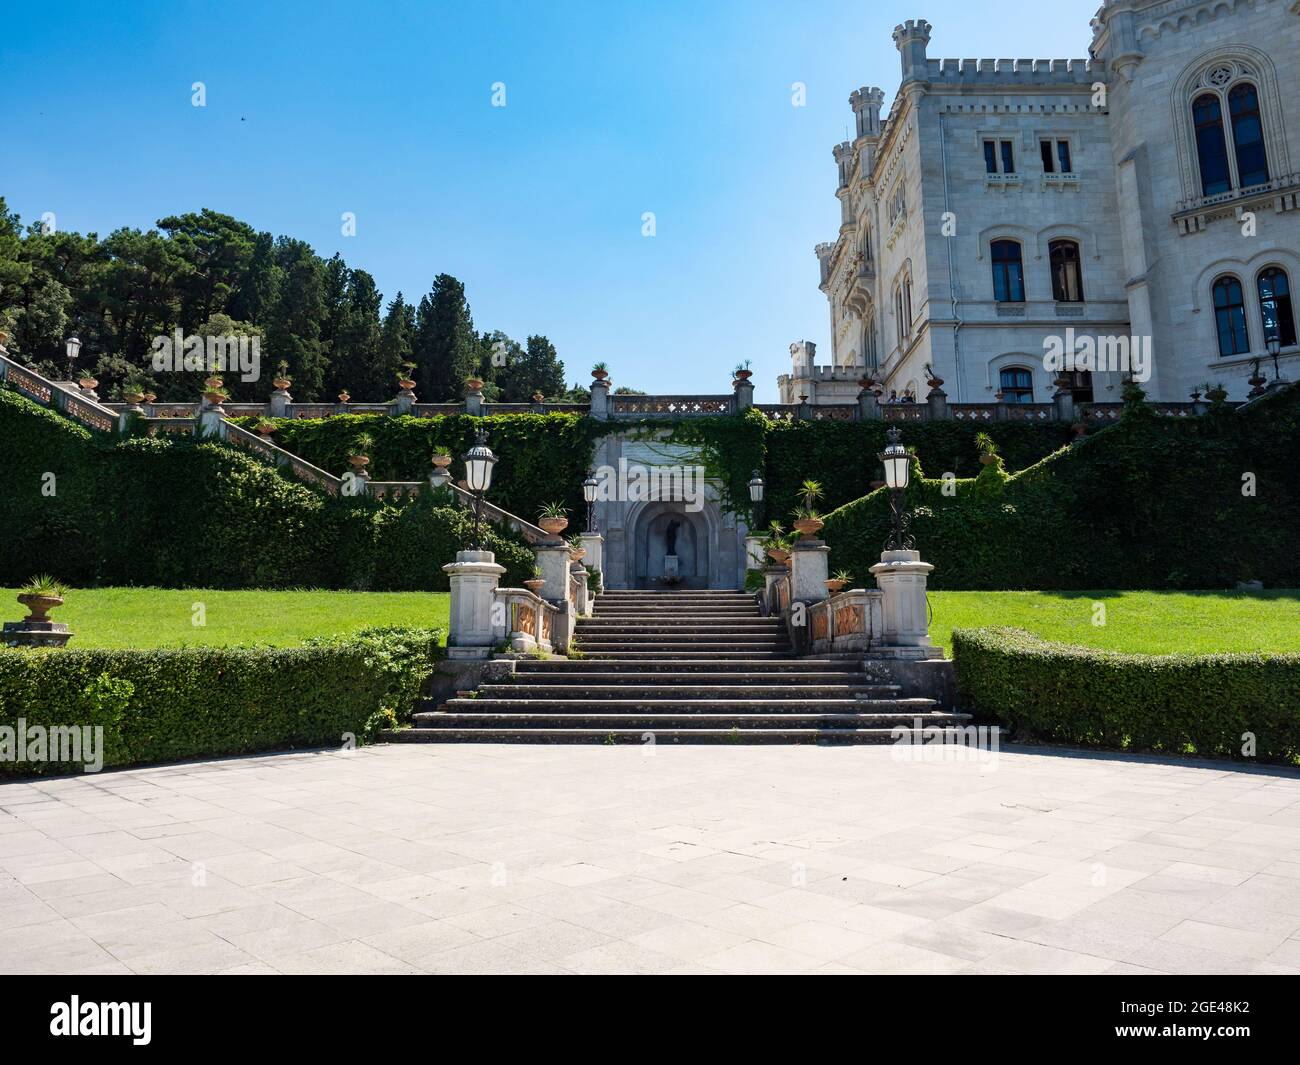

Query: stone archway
[630,501,712,589]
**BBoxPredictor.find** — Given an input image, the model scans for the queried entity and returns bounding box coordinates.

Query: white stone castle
[779,0,1300,406]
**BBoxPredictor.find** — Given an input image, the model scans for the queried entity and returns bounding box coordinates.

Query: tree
[412,274,478,401]
[264,238,326,399]
[377,292,415,399]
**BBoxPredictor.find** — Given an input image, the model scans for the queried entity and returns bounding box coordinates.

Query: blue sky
[2,0,1099,400]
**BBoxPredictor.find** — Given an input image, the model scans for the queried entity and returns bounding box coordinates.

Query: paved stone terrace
[2,744,1299,975]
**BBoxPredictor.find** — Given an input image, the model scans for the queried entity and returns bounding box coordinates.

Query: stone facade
[782,0,1300,405]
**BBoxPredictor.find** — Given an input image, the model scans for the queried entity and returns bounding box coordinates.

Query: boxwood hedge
[0,626,442,777]
[952,627,1300,764]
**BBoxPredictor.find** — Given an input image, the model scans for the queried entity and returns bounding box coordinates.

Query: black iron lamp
[582,471,598,532]
[65,336,81,380]
[748,473,765,528]
[462,429,497,550]
[878,426,914,552]
[1266,330,1282,381]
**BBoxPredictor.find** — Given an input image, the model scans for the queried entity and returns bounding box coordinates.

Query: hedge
[0,626,442,777]
[822,386,1300,589]
[952,627,1300,764]
[0,388,535,590]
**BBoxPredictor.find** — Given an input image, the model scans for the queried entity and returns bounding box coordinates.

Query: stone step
[591,610,760,618]
[578,618,780,628]
[576,628,786,639]
[581,650,800,660]
[497,672,890,685]
[465,684,902,699]
[512,659,858,673]
[413,710,957,728]
[431,697,937,713]
[384,724,970,745]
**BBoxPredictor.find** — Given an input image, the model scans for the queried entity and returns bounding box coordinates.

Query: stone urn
[532,392,544,403]
[78,376,99,392]
[734,369,753,381]
[122,389,145,405]
[204,375,224,391]
[824,578,846,594]
[144,391,157,403]
[17,591,63,623]
[338,390,351,403]
[397,378,417,393]
[431,454,452,470]
[793,517,824,539]
[1207,386,1229,404]
[272,376,292,391]
[591,368,609,381]
[465,377,484,393]
[569,547,586,563]
[256,421,277,437]
[926,375,945,390]
[979,452,998,465]
[348,454,370,470]
[523,578,546,595]
[203,390,228,406]
[539,516,569,538]
[767,547,790,564]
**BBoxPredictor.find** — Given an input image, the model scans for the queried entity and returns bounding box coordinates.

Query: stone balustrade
[806,589,885,655]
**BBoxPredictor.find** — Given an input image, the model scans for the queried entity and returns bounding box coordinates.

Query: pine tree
[412,273,477,401]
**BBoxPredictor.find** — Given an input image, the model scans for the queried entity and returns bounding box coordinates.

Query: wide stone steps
[427,697,938,714]
[413,710,958,729]
[501,672,886,686]
[512,659,849,673]
[388,725,968,745]
[470,684,899,698]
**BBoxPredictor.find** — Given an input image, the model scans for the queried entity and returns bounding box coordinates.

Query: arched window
[1258,267,1297,348]
[904,274,914,326]
[999,367,1034,403]
[991,240,1025,303]
[1049,240,1084,303]
[1213,275,1250,356]
[1228,83,1269,189]
[1193,93,1232,196]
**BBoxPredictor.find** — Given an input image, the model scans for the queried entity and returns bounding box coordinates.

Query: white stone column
[570,560,590,615]
[789,540,830,602]
[869,549,934,652]
[743,534,765,569]
[534,542,571,603]
[589,378,610,420]
[443,549,506,658]
[269,388,291,417]
[579,532,604,574]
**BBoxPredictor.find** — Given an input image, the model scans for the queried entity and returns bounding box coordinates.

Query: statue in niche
[665,519,680,557]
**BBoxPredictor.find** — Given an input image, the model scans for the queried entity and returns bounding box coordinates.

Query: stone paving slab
[1,743,1299,975]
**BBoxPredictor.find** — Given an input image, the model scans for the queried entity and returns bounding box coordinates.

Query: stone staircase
[390,589,971,744]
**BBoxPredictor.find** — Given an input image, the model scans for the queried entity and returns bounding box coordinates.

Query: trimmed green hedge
[0,388,535,590]
[823,387,1300,589]
[952,627,1300,764]
[0,626,442,776]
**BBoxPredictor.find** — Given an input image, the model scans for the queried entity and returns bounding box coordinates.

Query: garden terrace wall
[0,627,443,776]
[952,627,1300,765]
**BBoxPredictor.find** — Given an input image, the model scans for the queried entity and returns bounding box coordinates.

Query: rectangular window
[1040,140,1055,173]
[1000,140,1015,175]
[1057,140,1072,173]
[984,141,998,174]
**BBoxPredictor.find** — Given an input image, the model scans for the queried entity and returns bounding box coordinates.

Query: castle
[779,0,1300,406]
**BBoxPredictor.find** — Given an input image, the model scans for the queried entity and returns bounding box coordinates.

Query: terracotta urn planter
[144,392,157,404]
[78,377,99,391]
[431,454,452,470]
[272,377,292,391]
[532,392,544,403]
[979,452,998,466]
[17,592,63,623]
[793,517,824,539]
[338,390,351,403]
[824,579,846,594]
[204,375,224,392]
[569,548,586,563]
[398,378,417,392]
[591,369,609,381]
[523,578,546,595]
[733,370,753,381]
[1207,387,1228,404]
[1189,391,1202,402]
[203,391,228,405]
[538,516,569,537]
[767,547,790,564]
[926,376,944,390]
[465,377,484,392]
[256,422,277,437]
[348,454,370,469]
[122,391,145,405]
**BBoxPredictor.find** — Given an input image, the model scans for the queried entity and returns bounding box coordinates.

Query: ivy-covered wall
[0,389,535,590]
[821,388,1300,590]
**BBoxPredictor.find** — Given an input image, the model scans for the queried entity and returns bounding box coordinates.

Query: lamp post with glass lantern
[748,474,765,529]
[461,430,497,551]
[583,472,598,533]
[65,337,81,381]
[1267,331,1283,382]
[878,427,913,552]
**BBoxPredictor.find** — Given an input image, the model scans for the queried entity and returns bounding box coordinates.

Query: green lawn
[2,588,449,649]
[929,590,1300,655]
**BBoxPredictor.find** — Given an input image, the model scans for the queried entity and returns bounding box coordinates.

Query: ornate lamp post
[748,473,765,528]
[1266,331,1282,382]
[461,430,497,551]
[878,427,913,552]
[583,471,598,532]
[64,336,81,380]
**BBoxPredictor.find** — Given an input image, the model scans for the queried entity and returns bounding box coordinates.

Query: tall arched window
[1258,267,1297,348]
[1228,83,1269,189]
[1193,93,1232,196]
[1049,240,1084,303]
[991,240,1025,303]
[1213,275,1250,356]
[999,367,1034,403]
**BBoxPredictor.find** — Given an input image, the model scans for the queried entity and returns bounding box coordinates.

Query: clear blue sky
[1,0,1099,400]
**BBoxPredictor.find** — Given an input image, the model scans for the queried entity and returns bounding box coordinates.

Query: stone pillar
[393,387,415,416]
[428,465,451,490]
[761,564,789,616]
[869,549,935,653]
[1053,385,1075,423]
[589,378,610,420]
[743,534,765,569]
[925,386,947,420]
[442,549,506,658]
[892,19,932,83]
[570,560,590,615]
[269,388,291,417]
[858,387,881,420]
[464,387,484,416]
[580,532,604,578]
[534,542,572,603]
[789,539,830,602]
[198,397,226,439]
[732,376,754,412]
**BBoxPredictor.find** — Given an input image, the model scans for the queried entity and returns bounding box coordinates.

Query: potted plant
[792,480,824,538]
[591,361,609,381]
[924,363,944,389]
[762,521,792,564]
[17,574,65,623]
[464,373,484,393]
[272,360,292,391]
[567,534,586,562]
[202,378,229,405]
[975,431,999,466]
[397,362,417,391]
[430,450,453,470]
[825,569,852,594]
[78,375,100,392]
[349,432,374,469]
[538,502,569,537]
[338,389,351,403]
[254,416,277,437]
[1206,381,1229,404]
[143,391,157,404]
[523,566,546,595]
[733,359,753,381]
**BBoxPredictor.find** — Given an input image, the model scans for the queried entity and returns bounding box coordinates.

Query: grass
[929,589,1300,656]
[1,588,450,649]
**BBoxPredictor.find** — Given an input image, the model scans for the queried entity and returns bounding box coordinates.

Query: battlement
[923,55,1104,85]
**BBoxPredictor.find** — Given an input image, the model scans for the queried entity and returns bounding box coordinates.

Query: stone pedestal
[442,549,506,658]
[869,549,934,653]
[428,466,451,490]
[579,532,604,578]
[3,621,72,648]
[589,378,610,420]
[858,389,881,420]
[393,389,415,415]
[761,564,789,615]
[269,389,292,417]
[464,389,484,416]
[198,402,226,438]
[534,542,572,603]
[743,535,765,569]
[570,560,590,615]
[789,539,830,602]
[732,377,754,412]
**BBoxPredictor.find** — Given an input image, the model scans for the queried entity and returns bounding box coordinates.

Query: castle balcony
[1173,172,1300,235]
[843,258,876,315]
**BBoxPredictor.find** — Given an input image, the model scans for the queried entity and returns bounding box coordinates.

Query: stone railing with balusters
[0,351,126,435]
[492,587,562,654]
[806,589,885,655]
